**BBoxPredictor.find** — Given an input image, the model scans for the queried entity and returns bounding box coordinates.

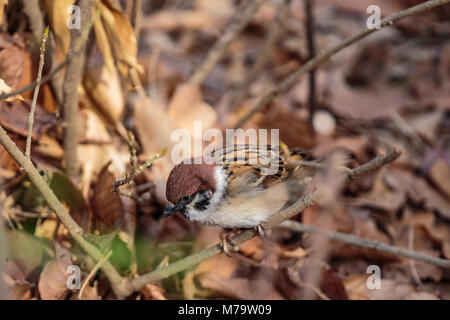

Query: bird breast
[187,182,290,228]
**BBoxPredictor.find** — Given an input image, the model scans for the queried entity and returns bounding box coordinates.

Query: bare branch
[234,0,450,128]
[230,0,286,110]
[112,132,166,191]
[26,26,49,160]
[279,220,450,269]
[62,0,95,178]
[189,0,266,86]
[0,123,132,298]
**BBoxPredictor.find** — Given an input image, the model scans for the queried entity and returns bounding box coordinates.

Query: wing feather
[209,144,298,194]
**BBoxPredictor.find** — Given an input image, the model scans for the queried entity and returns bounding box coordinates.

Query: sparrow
[164,144,316,254]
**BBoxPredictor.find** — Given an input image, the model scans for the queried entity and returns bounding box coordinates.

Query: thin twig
[189,0,266,86]
[408,227,424,287]
[230,0,286,111]
[22,0,64,106]
[78,249,112,299]
[304,0,317,123]
[234,0,450,128]
[112,142,167,191]
[128,148,402,291]
[26,26,49,160]
[278,220,450,269]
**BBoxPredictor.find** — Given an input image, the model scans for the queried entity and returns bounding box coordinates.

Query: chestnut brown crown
[166,161,217,205]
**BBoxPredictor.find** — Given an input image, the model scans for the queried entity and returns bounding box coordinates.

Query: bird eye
[182,196,190,202]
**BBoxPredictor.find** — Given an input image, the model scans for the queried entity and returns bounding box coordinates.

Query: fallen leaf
[5,229,45,277]
[43,0,75,56]
[89,163,124,234]
[343,275,438,300]
[38,243,73,300]
[198,273,284,300]
[0,79,23,101]
[428,157,450,199]
[98,0,143,74]
[0,1,8,25]
[167,83,217,136]
[0,33,33,99]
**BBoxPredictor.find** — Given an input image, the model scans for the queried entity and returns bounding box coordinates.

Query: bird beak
[163,202,184,218]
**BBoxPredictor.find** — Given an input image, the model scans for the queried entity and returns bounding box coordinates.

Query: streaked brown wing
[210,145,293,193]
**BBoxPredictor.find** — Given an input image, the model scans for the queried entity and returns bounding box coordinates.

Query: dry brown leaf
[134,97,176,156]
[304,206,399,263]
[313,136,369,159]
[428,157,450,199]
[44,0,75,55]
[38,243,73,300]
[0,1,8,25]
[403,211,450,259]
[0,33,33,99]
[167,83,217,136]
[35,219,59,241]
[277,258,348,300]
[3,262,34,300]
[198,273,284,300]
[98,0,142,74]
[84,64,124,124]
[0,99,57,141]
[7,281,34,300]
[0,79,23,102]
[34,135,64,159]
[78,281,101,300]
[279,246,309,259]
[183,253,239,300]
[141,284,167,300]
[356,169,406,213]
[323,0,404,15]
[78,108,115,198]
[239,237,266,261]
[6,229,44,277]
[343,275,438,300]
[257,109,315,149]
[391,168,450,219]
[89,163,124,234]
[142,10,225,32]
[134,97,177,203]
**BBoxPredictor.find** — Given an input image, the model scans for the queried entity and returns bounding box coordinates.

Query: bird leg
[220,228,241,256]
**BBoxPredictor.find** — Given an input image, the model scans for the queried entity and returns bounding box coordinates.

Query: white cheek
[211,166,227,206]
[184,167,227,224]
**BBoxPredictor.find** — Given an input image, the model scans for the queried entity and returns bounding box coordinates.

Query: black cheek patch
[194,198,210,211]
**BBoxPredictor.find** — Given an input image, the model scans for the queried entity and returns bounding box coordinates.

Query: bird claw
[256,222,271,238]
[220,229,240,257]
